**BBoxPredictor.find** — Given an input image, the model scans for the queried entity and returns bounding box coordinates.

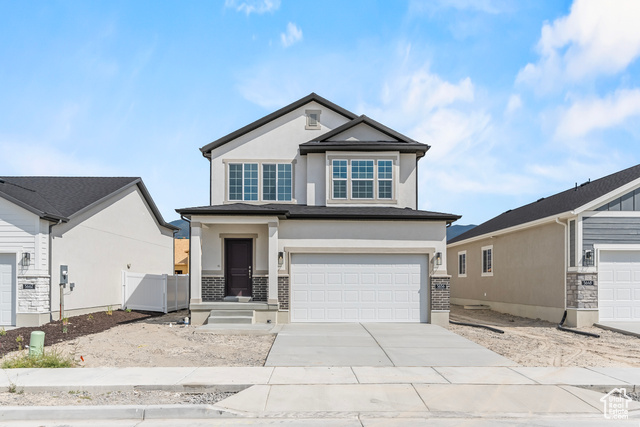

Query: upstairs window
[482,246,493,276]
[331,158,394,202]
[229,162,291,202]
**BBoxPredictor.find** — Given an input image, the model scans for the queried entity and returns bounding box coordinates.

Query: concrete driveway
[265,323,516,367]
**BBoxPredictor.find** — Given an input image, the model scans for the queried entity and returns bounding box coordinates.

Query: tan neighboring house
[174,238,189,274]
[448,164,640,327]
[0,177,178,327]
[177,93,460,326]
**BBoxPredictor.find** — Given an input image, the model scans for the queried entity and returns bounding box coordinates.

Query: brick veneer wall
[278,276,289,310]
[202,276,225,302]
[566,272,598,309]
[430,275,450,311]
[252,276,268,302]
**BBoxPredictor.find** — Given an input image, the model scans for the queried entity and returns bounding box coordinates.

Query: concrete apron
[265,323,516,367]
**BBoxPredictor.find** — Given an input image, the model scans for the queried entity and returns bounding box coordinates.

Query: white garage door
[290,253,428,323]
[599,250,640,321]
[0,254,16,326]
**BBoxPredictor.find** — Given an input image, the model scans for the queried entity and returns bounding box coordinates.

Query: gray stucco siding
[582,216,640,253]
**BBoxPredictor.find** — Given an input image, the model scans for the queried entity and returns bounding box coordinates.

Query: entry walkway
[265,323,516,367]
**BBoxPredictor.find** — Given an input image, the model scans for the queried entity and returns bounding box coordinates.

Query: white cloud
[224,0,280,15]
[556,89,640,139]
[504,94,522,115]
[280,22,303,48]
[517,0,640,90]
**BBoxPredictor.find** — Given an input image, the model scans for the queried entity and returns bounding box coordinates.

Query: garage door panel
[599,250,640,322]
[291,253,427,323]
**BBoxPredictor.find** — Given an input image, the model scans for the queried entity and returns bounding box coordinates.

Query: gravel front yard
[449,305,640,367]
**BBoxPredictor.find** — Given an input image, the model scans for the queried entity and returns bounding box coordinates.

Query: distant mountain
[170,219,189,239]
[447,224,477,242]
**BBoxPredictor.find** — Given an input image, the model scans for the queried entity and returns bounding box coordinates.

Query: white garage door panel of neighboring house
[290,253,428,323]
[599,250,640,321]
[0,254,16,326]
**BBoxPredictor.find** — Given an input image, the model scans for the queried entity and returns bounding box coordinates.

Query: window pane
[333,160,347,179]
[333,180,347,199]
[352,180,373,198]
[378,160,392,180]
[263,164,276,201]
[244,163,258,201]
[378,180,392,199]
[483,249,492,273]
[277,164,292,201]
[229,164,243,200]
[352,160,373,179]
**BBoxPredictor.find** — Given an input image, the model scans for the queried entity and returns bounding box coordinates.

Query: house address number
[434,283,448,290]
[582,280,594,286]
[22,283,36,290]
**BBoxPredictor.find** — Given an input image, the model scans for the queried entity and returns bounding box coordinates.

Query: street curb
[0,404,239,421]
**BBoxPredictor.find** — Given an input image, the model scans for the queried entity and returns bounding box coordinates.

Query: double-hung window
[332,160,348,199]
[482,246,493,276]
[263,163,292,201]
[351,160,374,199]
[229,162,291,202]
[458,251,467,277]
[229,163,258,201]
[378,160,393,199]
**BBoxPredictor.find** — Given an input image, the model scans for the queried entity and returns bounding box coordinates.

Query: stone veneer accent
[202,276,225,302]
[430,275,451,311]
[278,276,289,310]
[251,276,268,302]
[17,276,50,314]
[566,272,598,309]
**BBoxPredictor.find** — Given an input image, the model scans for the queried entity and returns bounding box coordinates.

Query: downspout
[48,219,63,322]
[181,214,191,321]
[555,218,567,313]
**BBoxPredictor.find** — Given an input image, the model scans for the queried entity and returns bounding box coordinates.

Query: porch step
[207,315,253,324]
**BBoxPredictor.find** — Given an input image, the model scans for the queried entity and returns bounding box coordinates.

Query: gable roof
[449,163,640,244]
[299,115,430,158]
[0,176,179,230]
[177,203,460,223]
[200,92,359,155]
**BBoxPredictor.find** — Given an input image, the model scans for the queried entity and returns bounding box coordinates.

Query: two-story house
[177,93,460,326]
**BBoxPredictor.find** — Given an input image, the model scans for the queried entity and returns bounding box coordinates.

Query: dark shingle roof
[449,163,640,244]
[177,203,460,223]
[0,176,178,230]
[299,115,430,158]
[200,93,358,155]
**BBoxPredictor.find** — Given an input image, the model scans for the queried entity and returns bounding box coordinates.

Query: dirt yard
[449,305,640,367]
[2,311,274,368]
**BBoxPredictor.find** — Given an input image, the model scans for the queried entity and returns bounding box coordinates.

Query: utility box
[60,265,68,287]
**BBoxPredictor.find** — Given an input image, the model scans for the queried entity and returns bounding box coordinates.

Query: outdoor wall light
[435,252,442,266]
[584,250,594,266]
[278,251,284,267]
[21,252,30,267]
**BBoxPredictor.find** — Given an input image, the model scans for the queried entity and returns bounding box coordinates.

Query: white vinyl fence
[122,272,189,313]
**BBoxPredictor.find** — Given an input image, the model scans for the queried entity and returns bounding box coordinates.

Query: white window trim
[305,109,321,130]
[328,156,397,203]
[481,245,493,277]
[458,250,467,277]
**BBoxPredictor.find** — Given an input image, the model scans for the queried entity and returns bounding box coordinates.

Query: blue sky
[2,0,640,225]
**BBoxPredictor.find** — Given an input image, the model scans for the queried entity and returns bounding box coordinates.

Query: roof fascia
[572,176,640,215]
[447,211,573,248]
[200,93,358,154]
[0,190,68,222]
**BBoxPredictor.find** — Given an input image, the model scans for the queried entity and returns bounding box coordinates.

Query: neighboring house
[174,238,189,274]
[177,93,460,326]
[0,177,178,327]
[448,164,640,327]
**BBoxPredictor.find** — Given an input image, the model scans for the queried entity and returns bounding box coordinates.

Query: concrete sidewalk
[1,366,640,424]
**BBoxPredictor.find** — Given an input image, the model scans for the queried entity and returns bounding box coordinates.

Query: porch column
[268,221,279,305]
[190,222,202,304]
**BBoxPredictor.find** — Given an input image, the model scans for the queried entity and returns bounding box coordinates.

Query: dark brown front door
[225,239,253,297]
